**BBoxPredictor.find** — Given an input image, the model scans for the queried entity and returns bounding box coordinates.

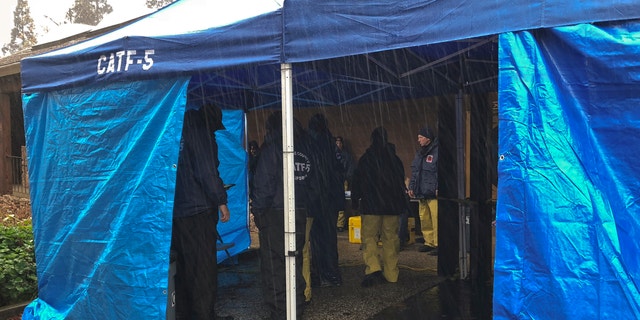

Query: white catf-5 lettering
[97,49,155,74]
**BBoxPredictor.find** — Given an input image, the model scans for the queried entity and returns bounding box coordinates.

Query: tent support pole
[281,63,297,320]
[456,89,469,280]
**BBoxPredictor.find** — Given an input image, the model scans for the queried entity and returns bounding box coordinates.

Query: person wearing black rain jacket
[351,127,406,287]
[172,104,231,320]
[250,112,315,320]
[307,114,344,289]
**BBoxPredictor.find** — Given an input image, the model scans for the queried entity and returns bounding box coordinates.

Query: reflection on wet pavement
[216,231,449,320]
[370,279,493,320]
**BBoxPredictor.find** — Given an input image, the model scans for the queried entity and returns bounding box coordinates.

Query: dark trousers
[257,208,306,320]
[310,207,341,284]
[399,212,409,243]
[400,201,422,241]
[171,211,218,320]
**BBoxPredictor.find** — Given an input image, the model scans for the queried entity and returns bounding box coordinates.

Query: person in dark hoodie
[172,104,232,320]
[351,127,406,287]
[408,126,439,255]
[306,114,344,290]
[247,140,260,198]
[335,135,356,232]
[251,111,315,320]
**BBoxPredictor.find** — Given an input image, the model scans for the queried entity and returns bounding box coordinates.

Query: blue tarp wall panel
[21,78,187,319]
[21,77,249,319]
[495,22,640,319]
[213,109,251,262]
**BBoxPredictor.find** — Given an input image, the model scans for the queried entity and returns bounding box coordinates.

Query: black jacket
[173,109,227,219]
[351,128,406,215]
[251,117,315,220]
[307,128,345,217]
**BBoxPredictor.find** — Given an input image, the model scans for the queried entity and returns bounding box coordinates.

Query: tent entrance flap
[21,77,189,319]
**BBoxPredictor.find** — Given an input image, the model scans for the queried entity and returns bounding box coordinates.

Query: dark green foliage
[0,223,37,307]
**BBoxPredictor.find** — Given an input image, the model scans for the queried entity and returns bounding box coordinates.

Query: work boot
[419,245,435,252]
[361,271,384,287]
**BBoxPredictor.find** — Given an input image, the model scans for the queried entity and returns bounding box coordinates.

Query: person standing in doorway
[307,114,344,289]
[247,140,260,198]
[408,126,439,255]
[351,127,406,287]
[172,104,233,320]
[335,136,356,232]
[251,112,314,319]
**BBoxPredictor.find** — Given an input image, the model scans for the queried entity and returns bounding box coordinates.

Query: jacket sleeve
[408,152,420,192]
[343,151,356,183]
[186,124,228,206]
[350,157,364,210]
[250,145,277,217]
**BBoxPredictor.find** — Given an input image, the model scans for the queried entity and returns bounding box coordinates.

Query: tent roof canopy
[21,0,640,100]
[188,36,499,110]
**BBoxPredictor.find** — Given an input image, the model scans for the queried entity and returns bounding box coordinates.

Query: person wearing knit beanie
[418,126,433,140]
[408,126,439,255]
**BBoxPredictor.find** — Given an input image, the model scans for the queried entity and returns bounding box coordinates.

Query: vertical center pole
[281,63,297,320]
[456,89,469,280]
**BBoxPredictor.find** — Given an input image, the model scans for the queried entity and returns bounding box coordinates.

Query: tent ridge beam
[400,36,496,78]
[341,86,391,105]
[295,80,337,105]
[464,75,498,87]
[365,54,400,78]
[339,75,405,88]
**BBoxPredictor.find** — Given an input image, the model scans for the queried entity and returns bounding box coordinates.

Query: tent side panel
[21,77,189,319]
[494,22,640,319]
[215,109,251,261]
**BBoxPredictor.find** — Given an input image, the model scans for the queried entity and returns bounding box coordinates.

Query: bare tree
[2,0,37,55]
[65,0,114,26]
[145,0,176,9]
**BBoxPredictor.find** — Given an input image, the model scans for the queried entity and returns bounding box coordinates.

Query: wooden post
[22,146,29,190]
[0,93,11,195]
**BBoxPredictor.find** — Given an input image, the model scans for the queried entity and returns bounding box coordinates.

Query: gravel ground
[216,228,443,320]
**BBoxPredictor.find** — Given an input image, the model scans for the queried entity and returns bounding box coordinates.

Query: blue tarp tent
[19,0,640,318]
[496,22,640,318]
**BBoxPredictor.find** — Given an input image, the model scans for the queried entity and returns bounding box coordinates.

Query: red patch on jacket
[426,155,433,163]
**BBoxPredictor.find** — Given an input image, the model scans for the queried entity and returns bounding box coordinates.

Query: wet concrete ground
[371,279,493,319]
[216,230,493,319]
[0,229,492,320]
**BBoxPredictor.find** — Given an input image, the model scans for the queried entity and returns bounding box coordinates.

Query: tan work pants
[361,214,399,282]
[419,199,438,247]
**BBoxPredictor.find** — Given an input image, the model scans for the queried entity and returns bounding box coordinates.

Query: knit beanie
[418,126,433,139]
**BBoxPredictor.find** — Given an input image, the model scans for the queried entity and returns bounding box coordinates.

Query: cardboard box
[349,216,361,244]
